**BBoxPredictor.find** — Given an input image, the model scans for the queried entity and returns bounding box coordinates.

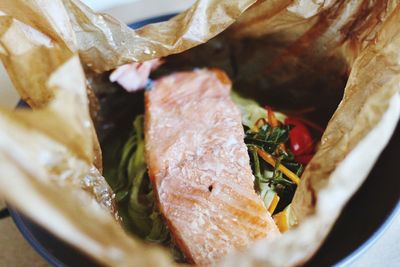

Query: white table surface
[0,1,398,266]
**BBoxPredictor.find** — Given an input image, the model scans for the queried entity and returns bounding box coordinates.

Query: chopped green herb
[107,91,305,261]
[233,92,303,214]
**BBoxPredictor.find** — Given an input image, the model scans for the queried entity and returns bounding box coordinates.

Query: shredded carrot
[278,143,286,151]
[256,148,301,185]
[268,194,280,214]
[252,118,267,132]
[273,210,289,232]
[266,106,279,127]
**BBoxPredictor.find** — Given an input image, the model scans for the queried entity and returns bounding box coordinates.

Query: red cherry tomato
[285,118,314,161]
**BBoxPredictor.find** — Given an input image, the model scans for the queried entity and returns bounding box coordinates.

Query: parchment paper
[0,0,399,266]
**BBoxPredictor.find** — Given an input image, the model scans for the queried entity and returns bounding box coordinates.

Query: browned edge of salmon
[145,69,280,265]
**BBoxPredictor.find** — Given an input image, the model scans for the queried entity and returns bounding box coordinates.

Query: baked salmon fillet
[145,69,280,265]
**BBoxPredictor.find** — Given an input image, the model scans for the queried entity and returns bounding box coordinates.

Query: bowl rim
[9,207,66,267]
[7,14,177,267]
[335,201,400,266]
[8,13,400,267]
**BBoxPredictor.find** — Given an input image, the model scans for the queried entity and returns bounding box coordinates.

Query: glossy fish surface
[145,69,280,265]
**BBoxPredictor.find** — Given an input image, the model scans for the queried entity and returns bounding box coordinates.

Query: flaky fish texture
[0,0,399,267]
[145,69,280,265]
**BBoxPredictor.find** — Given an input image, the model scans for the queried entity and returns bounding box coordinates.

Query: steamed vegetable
[113,116,169,241]
[110,116,185,261]
[110,92,313,247]
[231,92,287,128]
[232,92,306,215]
[285,118,315,164]
[273,204,298,233]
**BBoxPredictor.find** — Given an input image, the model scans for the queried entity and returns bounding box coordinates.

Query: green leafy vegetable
[114,116,164,239]
[245,123,292,154]
[107,91,304,261]
[233,92,303,214]
[231,91,267,128]
[231,91,287,128]
[113,115,185,261]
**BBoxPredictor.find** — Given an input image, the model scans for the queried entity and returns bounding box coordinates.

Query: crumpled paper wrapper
[0,0,399,266]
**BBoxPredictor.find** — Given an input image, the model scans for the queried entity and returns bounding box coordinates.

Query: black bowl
[8,14,400,267]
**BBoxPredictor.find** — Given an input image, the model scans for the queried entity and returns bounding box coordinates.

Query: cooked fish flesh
[145,69,280,265]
